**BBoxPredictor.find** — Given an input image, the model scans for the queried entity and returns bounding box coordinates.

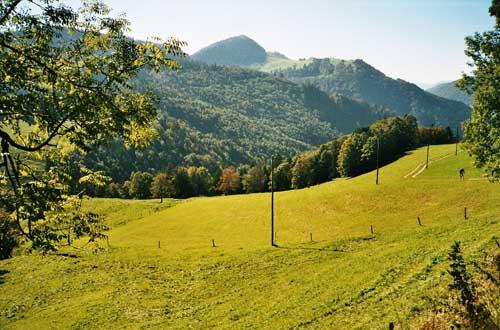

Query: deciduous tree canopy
[0,0,185,251]
[458,0,500,180]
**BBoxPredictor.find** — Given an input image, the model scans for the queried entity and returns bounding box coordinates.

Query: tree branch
[0,0,22,26]
[0,114,70,152]
[0,40,101,91]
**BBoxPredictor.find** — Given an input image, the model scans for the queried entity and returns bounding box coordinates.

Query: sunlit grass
[0,144,498,329]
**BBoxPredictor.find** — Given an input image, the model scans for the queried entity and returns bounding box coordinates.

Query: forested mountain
[427,80,472,106]
[191,35,267,66]
[192,36,471,129]
[81,35,469,183]
[266,58,471,128]
[79,60,388,183]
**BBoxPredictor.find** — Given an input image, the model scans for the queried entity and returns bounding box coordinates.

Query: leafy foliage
[458,0,500,180]
[128,172,153,199]
[0,0,185,252]
[150,173,172,203]
[242,164,269,193]
[217,167,242,195]
[0,208,18,260]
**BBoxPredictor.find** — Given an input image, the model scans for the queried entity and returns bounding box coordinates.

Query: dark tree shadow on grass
[276,245,347,253]
[275,235,377,253]
[0,269,9,285]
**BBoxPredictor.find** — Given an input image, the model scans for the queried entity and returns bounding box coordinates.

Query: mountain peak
[191,35,267,67]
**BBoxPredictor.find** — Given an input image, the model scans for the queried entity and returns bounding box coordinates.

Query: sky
[63,0,495,87]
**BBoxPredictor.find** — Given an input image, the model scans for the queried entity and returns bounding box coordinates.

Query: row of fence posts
[154,207,470,249]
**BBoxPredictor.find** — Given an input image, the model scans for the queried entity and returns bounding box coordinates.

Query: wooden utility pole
[455,126,459,156]
[271,156,276,247]
[426,143,430,169]
[376,137,380,185]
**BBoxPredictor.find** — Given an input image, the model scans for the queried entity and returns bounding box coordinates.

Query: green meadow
[1,144,499,329]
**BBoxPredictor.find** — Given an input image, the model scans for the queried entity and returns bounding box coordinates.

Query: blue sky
[64,0,494,86]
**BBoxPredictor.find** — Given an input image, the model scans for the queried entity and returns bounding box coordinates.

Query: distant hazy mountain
[191,35,267,67]
[192,35,471,129]
[427,80,472,106]
[415,82,437,90]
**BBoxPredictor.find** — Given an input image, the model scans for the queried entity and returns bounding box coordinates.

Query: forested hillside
[78,60,387,183]
[427,80,472,106]
[192,36,471,129]
[270,58,471,128]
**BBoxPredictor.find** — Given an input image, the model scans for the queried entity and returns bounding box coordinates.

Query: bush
[0,208,19,260]
[447,241,495,329]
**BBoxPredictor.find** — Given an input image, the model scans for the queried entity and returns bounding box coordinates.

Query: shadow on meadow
[276,235,377,253]
[0,269,9,285]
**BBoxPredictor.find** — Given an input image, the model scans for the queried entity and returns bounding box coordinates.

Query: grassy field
[0,144,499,329]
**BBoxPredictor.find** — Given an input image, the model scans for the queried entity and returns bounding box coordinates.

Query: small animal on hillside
[459,168,465,180]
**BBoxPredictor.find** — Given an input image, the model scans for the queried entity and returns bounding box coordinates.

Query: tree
[217,167,241,195]
[106,182,122,198]
[0,208,18,260]
[0,0,185,251]
[150,173,172,203]
[172,167,194,198]
[316,147,335,183]
[128,172,153,199]
[272,161,292,191]
[291,155,315,189]
[458,0,500,180]
[187,166,213,196]
[242,164,268,193]
[78,168,112,197]
[337,133,368,177]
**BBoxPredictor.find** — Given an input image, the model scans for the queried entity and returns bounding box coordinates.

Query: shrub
[0,208,19,260]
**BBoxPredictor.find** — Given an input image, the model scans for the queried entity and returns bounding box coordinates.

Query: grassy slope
[1,144,499,329]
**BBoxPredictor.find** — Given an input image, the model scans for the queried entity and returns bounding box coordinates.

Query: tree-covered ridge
[273,115,455,191]
[272,58,471,128]
[428,80,472,106]
[191,35,267,66]
[191,35,470,129]
[79,60,388,183]
[80,115,457,201]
